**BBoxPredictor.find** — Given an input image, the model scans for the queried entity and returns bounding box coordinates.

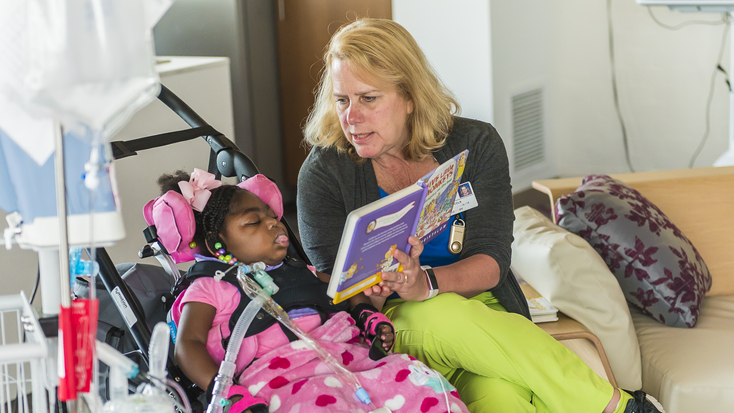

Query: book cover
[526,296,559,319]
[328,183,428,303]
[520,283,559,323]
[415,150,469,244]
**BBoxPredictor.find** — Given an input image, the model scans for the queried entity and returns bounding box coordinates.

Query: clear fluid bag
[25,0,170,141]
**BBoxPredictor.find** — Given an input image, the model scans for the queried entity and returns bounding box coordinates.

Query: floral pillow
[555,175,711,328]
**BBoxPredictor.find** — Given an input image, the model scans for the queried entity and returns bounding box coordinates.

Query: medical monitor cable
[31,266,40,304]
[688,16,731,168]
[648,7,728,31]
[644,7,730,168]
[607,0,636,173]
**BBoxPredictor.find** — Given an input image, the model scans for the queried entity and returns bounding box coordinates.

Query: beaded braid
[156,170,241,257]
[199,185,239,256]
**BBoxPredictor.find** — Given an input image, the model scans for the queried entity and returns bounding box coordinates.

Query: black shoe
[622,390,665,413]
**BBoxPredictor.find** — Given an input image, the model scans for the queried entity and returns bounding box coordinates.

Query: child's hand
[350,303,395,360]
[376,321,395,353]
[363,283,393,297]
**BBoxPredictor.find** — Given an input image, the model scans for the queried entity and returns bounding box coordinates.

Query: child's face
[218,190,289,266]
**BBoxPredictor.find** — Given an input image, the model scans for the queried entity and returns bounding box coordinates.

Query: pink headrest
[143,191,198,263]
[142,174,283,264]
[238,174,284,220]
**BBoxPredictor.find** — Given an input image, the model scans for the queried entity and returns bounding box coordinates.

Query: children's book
[414,150,469,244]
[327,150,469,304]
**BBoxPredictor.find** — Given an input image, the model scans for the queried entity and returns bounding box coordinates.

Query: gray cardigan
[297,117,530,319]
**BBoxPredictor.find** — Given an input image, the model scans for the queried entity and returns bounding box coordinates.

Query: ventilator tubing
[142,322,191,413]
[206,294,265,413]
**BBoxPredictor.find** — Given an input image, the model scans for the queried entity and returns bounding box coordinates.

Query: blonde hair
[303,18,460,162]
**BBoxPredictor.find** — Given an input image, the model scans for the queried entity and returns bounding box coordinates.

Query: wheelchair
[82,84,308,412]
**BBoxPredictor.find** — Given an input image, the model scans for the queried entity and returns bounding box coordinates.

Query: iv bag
[24,0,170,142]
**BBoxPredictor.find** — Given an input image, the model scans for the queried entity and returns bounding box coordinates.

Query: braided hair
[157,171,241,256]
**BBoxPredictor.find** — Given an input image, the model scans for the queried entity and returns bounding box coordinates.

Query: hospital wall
[551,1,729,176]
[396,0,730,189]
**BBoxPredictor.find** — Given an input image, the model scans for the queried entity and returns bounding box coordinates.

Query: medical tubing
[438,371,451,412]
[206,296,265,413]
[148,323,170,391]
[165,378,193,413]
[226,297,264,364]
[85,143,101,407]
[159,250,181,281]
[252,269,278,296]
[235,271,376,409]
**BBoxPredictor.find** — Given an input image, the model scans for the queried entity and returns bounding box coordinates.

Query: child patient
[146,169,468,413]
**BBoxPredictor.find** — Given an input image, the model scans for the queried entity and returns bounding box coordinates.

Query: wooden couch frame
[528,165,734,386]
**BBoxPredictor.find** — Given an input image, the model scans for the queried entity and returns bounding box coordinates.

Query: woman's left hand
[378,236,429,301]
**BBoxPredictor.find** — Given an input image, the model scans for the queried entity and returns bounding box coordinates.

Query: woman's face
[332,59,413,160]
[217,190,289,266]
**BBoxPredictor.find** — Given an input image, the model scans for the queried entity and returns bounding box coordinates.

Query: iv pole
[53,120,77,408]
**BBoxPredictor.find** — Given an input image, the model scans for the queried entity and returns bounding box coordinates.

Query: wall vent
[511,88,545,172]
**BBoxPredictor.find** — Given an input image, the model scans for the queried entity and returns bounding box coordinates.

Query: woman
[297,18,662,413]
[459,183,473,197]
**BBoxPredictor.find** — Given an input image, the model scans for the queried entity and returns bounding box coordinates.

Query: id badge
[452,182,478,214]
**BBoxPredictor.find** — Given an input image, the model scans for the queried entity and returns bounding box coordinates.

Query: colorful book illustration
[327,150,469,304]
[415,149,469,244]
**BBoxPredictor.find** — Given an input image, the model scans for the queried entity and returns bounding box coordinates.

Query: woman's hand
[378,236,429,301]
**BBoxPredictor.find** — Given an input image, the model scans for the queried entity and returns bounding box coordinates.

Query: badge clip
[448,218,465,254]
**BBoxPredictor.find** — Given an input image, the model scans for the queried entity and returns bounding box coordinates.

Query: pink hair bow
[178,168,222,212]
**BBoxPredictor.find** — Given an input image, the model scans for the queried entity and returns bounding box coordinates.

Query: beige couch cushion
[633,295,734,413]
[511,206,641,389]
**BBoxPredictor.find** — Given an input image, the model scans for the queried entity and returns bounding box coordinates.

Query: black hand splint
[350,303,395,360]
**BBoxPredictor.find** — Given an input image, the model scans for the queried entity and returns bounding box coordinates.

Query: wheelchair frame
[96,84,308,393]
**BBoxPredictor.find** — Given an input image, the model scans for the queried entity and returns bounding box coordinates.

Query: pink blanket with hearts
[237,311,468,413]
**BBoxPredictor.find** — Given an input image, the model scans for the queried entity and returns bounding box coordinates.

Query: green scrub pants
[382,292,615,413]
